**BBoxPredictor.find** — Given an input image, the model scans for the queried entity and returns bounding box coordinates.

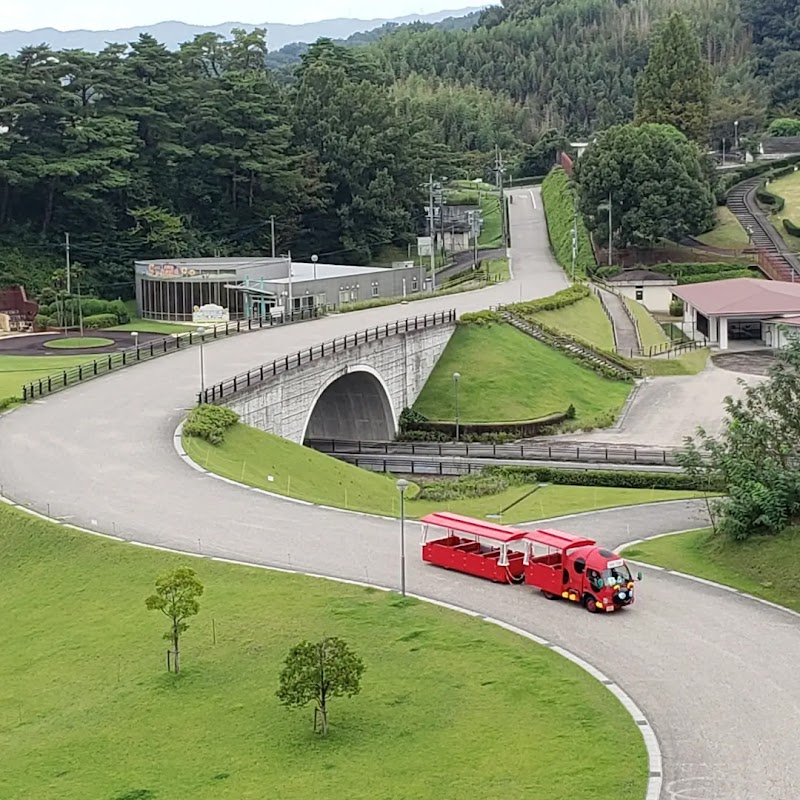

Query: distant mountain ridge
[0,8,486,54]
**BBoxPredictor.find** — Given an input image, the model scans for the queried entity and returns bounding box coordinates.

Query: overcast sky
[3,1,467,31]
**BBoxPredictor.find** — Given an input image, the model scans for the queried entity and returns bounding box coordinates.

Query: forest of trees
[0,0,797,298]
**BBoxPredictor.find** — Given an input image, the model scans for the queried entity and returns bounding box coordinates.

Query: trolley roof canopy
[421,512,526,544]
[522,528,596,550]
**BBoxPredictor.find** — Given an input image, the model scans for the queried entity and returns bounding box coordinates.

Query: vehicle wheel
[583,594,599,613]
[541,590,557,600]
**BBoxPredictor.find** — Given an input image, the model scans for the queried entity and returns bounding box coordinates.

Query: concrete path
[595,284,641,356]
[2,186,799,799]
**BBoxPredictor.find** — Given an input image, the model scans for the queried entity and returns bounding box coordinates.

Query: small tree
[145,566,204,674]
[276,636,365,735]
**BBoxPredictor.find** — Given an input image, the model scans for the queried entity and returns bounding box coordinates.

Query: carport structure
[673,277,800,349]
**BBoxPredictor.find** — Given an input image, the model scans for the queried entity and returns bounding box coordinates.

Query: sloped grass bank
[183,423,703,523]
[622,527,800,613]
[412,322,630,426]
[0,503,648,800]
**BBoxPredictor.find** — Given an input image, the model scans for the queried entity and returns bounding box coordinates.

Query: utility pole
[495,146,507,247]
[287,251,293,319]
[607,192,612,267]
[571,204,578,281]
[270,216,276,258]
[428,173,436,290]
[64,232,71,294]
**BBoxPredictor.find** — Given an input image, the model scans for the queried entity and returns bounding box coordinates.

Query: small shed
[603,269,677,313]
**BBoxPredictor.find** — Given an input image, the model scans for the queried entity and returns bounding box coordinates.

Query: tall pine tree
[633,12,712,144]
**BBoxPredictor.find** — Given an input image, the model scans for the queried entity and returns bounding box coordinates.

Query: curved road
[2,188,799,800]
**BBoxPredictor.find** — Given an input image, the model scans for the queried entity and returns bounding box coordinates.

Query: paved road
[595,284,641,356]
[2,186,799,800]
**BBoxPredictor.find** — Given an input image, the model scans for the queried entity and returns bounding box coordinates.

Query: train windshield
[602,563,632,586]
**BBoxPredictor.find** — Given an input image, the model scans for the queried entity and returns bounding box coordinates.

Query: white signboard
[417,236,433,257]
[192,303,230,324]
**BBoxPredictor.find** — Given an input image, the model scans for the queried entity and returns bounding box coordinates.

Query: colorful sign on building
[192,303,230,324]
[146,263,198,278]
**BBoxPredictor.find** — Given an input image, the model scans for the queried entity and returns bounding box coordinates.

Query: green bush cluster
[459,309,502,325]
[0,395,19,410]
[679,269,757,284]
[756,186,785,214]
[36,297,129,329]
[396,430,518,443]
[540,167,596,277]
[416,473,511,501]
[783,218,800,238]
[509,283,590,315]
[183,405,240,445]
[717,154,800,198]
[767,118,800,137]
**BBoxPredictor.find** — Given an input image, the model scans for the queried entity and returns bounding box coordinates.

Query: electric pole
[65,232,71,294]
[607,192,612,267]
[428,174,436,290]
[270,216,276,258]
[495,146,507,247]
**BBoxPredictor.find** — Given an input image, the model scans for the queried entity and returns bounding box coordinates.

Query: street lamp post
[734,120,739,150]
[396,479,409,596]
[197,327,207,400]
[453,372,461,442]
[131,331,139,360]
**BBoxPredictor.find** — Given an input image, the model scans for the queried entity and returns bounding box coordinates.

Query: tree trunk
[320,704,328,736]
[173,623,180,674]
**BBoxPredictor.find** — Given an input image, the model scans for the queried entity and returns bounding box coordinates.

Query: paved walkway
[595,284,641,356]
[1,187,799,799]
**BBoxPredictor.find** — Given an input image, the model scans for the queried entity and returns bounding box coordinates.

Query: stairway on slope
[593,286,641,357]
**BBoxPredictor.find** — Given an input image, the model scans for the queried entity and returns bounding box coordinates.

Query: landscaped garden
[765,168,800,251]
[0,501,648,800]
[412,321,631,427]
[695,205,750,249]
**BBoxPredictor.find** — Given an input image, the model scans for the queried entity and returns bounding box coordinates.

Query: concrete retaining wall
[225,322,456,443]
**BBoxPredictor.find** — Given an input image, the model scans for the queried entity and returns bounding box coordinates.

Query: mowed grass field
[530,295,615,351]
[767,170,800,252]
[183,424,703,522]
[413,322,630,425]
[622,527,800,612]
[0,503,648,800]
[695,205,750,249]
[0,354,94,400]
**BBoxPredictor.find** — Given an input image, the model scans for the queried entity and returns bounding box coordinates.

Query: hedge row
[38,297,129,323]
[541,167,596,277]
[678,269,758,284]
[414,464,723,502]
[484,465,723,492]
[783,218,800,238]
[756,186,785,214]
[649,261,752,277]
[509,283,590,314]
[183,405,240,445]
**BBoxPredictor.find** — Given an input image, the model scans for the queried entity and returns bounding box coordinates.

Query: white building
[603,269,678,313]
[672,277,800,349]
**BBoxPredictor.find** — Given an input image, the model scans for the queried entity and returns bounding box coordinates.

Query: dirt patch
[711,350,776,376]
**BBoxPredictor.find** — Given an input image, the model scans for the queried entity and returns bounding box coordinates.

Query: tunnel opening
[302,369,395,442]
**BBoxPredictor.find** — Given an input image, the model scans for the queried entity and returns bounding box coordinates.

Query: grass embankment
[623,298,670,351]
[43,337,114,350]
[530,295,614,350]
[0,503,647,800]
[634,348,711,376]
[413,322,630,426]
[767,170,800,252]
[540,167,595,277]
[695,206,750,249]
[183,424,701,523]
[478,194,502,248]
[623,527,800,612]
[111,319,201,334]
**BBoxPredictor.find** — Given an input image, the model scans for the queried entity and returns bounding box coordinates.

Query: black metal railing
[22,307,324,401]
[198,309,458,405]
[644,339,703,358]
[306,438,694,467]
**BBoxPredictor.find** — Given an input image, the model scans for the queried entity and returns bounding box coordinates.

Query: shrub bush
[484,465,723,492]
[183,405,240,445]
[459,309,501,325]
[83,313,118,329]
[767,118,800,137]
[416,473,511,501]
[508,283,590,315]
[0,395,19,409]
[670,297,684,317]
[756,186,785,213]
[678,269,757,284]
[783,218,800,238]
[38,297,129,324]
[541,167,596,277]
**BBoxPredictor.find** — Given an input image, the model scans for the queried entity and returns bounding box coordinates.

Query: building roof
[761,136,800,155]
[766,315,800,327]
[672,277,800,316]
[605,269,676,284]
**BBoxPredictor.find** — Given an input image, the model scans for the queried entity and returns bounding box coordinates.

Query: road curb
[618,532,800,621]
[0,484,663,800]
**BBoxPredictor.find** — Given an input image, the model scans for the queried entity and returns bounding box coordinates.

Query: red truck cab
[522,528,640,613]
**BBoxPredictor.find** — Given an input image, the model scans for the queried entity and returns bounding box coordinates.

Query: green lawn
[413,322,630,425]
[486,257,510,281]
[43,336,114,349]
[768,170,800,252]
[530,295,615,351]
[623,298,669,351]
[183,424,702,523]
[111,318,202,334]
[0,503,647,800]
[633,348,711,376]
[695,206,750,249]
[0,354,96,400]
[622,526,800,613]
